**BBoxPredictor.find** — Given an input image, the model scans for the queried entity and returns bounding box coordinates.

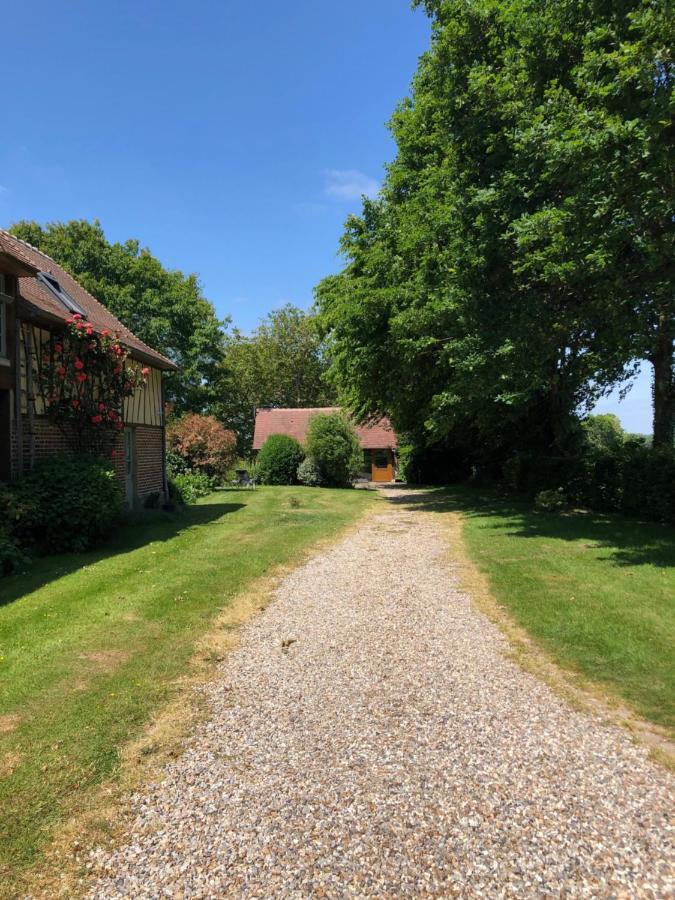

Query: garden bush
[167,413,237,480]
[10,456,124,553]
[297,457,326,487]
[256,434,305,485]
[0,529,26,576]
[305,412,361,487]
[168,471,215,504]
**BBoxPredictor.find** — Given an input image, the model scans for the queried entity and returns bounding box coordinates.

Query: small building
[252,406,399,482]
[0,229,176,506]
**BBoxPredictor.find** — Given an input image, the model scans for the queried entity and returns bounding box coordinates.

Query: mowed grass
[0,486,374,890]
[441,486,675,735]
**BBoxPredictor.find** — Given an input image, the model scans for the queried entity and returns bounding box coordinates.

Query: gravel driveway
[88,488,673,898]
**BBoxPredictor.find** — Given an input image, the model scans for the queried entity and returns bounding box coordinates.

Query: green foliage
[0,529,26,576]
[213,305,335,452]
[7,457,123,554]
[316,0,673,466]
[534,488,569,513]
[304,412,361,487]
[297,457,326,487]
[9,219,227,412]
[256,434,305,485]
[582,414,625,455]
[168,471,215,504]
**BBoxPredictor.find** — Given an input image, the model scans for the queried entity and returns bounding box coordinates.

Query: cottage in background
[252,406,398,482]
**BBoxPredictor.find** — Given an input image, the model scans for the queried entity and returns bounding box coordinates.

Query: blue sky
[2,0,650,432]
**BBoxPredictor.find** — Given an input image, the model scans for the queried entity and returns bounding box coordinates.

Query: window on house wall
[37,271,86,317]
[0,273,14,359]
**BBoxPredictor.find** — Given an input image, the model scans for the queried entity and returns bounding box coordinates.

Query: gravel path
[88,488,673,898]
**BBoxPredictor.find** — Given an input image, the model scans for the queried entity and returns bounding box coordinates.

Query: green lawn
[0,486,374,892]
[442,486,675,736]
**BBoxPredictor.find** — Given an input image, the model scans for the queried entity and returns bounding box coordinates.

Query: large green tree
[9,219,227,412]
[317,0,673,463]
[213,304,335,452]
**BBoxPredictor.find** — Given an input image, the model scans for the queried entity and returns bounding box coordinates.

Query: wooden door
[124,426,135,508]
[371,448,394,482]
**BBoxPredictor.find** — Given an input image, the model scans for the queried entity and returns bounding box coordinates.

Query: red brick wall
[13,416,166,504]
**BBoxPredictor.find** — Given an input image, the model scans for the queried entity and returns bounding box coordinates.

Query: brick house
[252,407,399,482]
[0,229,176,507]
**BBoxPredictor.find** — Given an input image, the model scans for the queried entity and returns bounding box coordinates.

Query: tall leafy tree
[213,304,335,452]
[9,219,227,412]
[317,0,673,461]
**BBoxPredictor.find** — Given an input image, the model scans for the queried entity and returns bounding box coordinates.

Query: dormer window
[0,273,13,359]
[37,271,86,317]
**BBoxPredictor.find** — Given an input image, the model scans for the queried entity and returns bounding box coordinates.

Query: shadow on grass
[0,500,245,608]
[385,484,675,569]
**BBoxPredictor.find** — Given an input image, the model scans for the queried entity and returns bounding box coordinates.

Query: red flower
[101,329,110,337]
[57,366,66,378]
[98,402,106,412]
[85,327,93,336]
[142,367,150,377]
[108,410,118,420]
[54,343,62,353]
[91,414,103,425]
[114,420,124,431]
[74,358,84,370]
[76,372,87,383]
[72,313,83,320]
[71,399,79,408]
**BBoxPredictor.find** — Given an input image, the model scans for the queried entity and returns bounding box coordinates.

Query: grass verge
[0,486,375,896]
[434,486,674,742]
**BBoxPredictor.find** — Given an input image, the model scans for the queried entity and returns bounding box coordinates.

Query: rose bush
[36,314,148,456]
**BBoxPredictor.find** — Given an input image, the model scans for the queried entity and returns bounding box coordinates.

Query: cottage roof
[252,407,398,451]
[0,229,176,370]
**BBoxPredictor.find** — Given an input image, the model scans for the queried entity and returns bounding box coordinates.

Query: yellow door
[371,449,394,482]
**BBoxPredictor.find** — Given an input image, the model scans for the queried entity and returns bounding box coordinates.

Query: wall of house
[9,320,167,505]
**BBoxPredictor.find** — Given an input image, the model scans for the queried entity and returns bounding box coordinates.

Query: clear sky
[2,0,651,433]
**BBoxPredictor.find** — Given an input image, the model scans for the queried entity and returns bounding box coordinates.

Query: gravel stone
[87,488,674,897]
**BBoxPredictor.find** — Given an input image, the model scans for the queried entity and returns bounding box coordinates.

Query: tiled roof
[252,407,398,451]
[0,229,176,370]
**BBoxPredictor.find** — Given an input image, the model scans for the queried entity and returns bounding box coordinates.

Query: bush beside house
[0,457,123,571]
[256,434,305,485]
[305,412,361,487]
[166,413,238,503]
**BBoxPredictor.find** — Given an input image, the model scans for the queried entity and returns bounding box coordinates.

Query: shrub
[305,412,361,487]
[256,434,305,485]
[11,456,123,553]
[534,488,569,512]
[169,471,215,504]
[167,414,237,480]
[297,457,326,487]
[0,529,26,576]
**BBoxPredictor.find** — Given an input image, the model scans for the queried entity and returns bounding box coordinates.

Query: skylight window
[37,271,86,317]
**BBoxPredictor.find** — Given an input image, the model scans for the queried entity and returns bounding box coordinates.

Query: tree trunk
[651,315,675,448]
